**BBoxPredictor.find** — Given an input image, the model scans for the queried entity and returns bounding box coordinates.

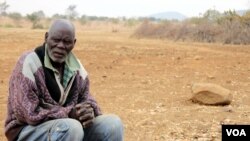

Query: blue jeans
[17,114,123,141]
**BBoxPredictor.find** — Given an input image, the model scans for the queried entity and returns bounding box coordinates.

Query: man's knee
[94,114,124,140]
[104,114,123,132]
[50,118,84,141]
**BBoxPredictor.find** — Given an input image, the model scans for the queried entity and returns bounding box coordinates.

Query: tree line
[1,1,250,44]
[0,2,144,28]
[133,9,250,45]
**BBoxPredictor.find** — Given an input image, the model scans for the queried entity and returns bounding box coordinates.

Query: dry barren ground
[0,27,250,141]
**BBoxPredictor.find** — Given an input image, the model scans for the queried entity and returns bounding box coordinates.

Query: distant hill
[236,9,248,16]
[149,11,187,21]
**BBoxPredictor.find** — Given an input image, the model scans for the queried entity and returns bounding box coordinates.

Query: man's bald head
[45,19,77,64]
[48,19,75,38]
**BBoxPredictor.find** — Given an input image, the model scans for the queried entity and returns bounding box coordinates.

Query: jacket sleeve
[76,59,102,116]
[78,76,102,116]
[9,53,70,125]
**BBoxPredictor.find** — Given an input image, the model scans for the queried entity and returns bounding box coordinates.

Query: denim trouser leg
[17,114,123,141]
[84,114,124,141]
[17,118,84,141]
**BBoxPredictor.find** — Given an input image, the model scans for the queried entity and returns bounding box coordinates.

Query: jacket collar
[44,44,80,72]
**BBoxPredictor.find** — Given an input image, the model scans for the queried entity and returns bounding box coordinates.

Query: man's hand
[75,102,95,128]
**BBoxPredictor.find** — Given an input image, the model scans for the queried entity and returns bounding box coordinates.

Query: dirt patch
[1,28,250,141]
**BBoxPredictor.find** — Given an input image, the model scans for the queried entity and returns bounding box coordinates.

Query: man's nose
[57,41,65,49]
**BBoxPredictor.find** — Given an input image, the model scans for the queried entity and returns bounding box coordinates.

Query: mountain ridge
[149,11,187,21]
[148,9,249,21]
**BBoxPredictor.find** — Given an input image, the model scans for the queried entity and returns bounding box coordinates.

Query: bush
[133,12,250,45]
[4,24,14,28]
[8,12,22,21]
[26,11,45,29]
[192,22,222,43]
[133,20,180,39]
[32,23,44,29]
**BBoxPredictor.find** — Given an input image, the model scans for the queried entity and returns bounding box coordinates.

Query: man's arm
[68,76,102,128]
[78,77,102,117]
[9,53,70,125]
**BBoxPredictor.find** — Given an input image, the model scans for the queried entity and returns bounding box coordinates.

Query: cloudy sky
[3,0,250,17]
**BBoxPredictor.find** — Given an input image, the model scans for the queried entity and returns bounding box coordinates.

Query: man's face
[46,27,76,63]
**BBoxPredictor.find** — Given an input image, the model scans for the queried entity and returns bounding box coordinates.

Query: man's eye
[53,39,60,42]
[64,41,72,44]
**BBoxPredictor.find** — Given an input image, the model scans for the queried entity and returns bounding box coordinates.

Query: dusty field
[0,27,250,141]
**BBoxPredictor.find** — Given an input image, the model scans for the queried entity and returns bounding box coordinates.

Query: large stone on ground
[191,83,232,105]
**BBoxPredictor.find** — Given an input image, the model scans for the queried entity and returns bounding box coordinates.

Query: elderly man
[5,19,123,141]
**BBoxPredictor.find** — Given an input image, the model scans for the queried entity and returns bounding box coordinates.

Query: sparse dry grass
[0,25,250,141]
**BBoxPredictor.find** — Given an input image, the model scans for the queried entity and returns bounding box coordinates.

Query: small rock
[222,105,233,112]
[194,55,203,60]
[176,56,181,60]
[207,75,215,79]
[191,83,232,106]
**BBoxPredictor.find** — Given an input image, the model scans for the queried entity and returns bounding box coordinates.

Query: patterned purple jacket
[5,45,102,141]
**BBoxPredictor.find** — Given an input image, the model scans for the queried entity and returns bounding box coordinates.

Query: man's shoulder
[18,51,43,80]
[19,51,41,65]
[10,50,43,82]
[76,59,88,80]
[20,45,44,62]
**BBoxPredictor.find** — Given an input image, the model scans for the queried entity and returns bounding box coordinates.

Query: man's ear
[74,39,77,44]
[44,32,48,42]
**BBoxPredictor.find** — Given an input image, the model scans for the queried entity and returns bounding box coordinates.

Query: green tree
[52,13,67,19]
[79,15,88,25]
[203,9,222,24]
[8,12,22,27]
[26,11,45,29]
[241,10,250,27]
[66,5,78,20]
[110,18,119,24]
[223,10,240,22]
[8,12,22,20]
[125,18,138,27]
[0,1,9,16]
